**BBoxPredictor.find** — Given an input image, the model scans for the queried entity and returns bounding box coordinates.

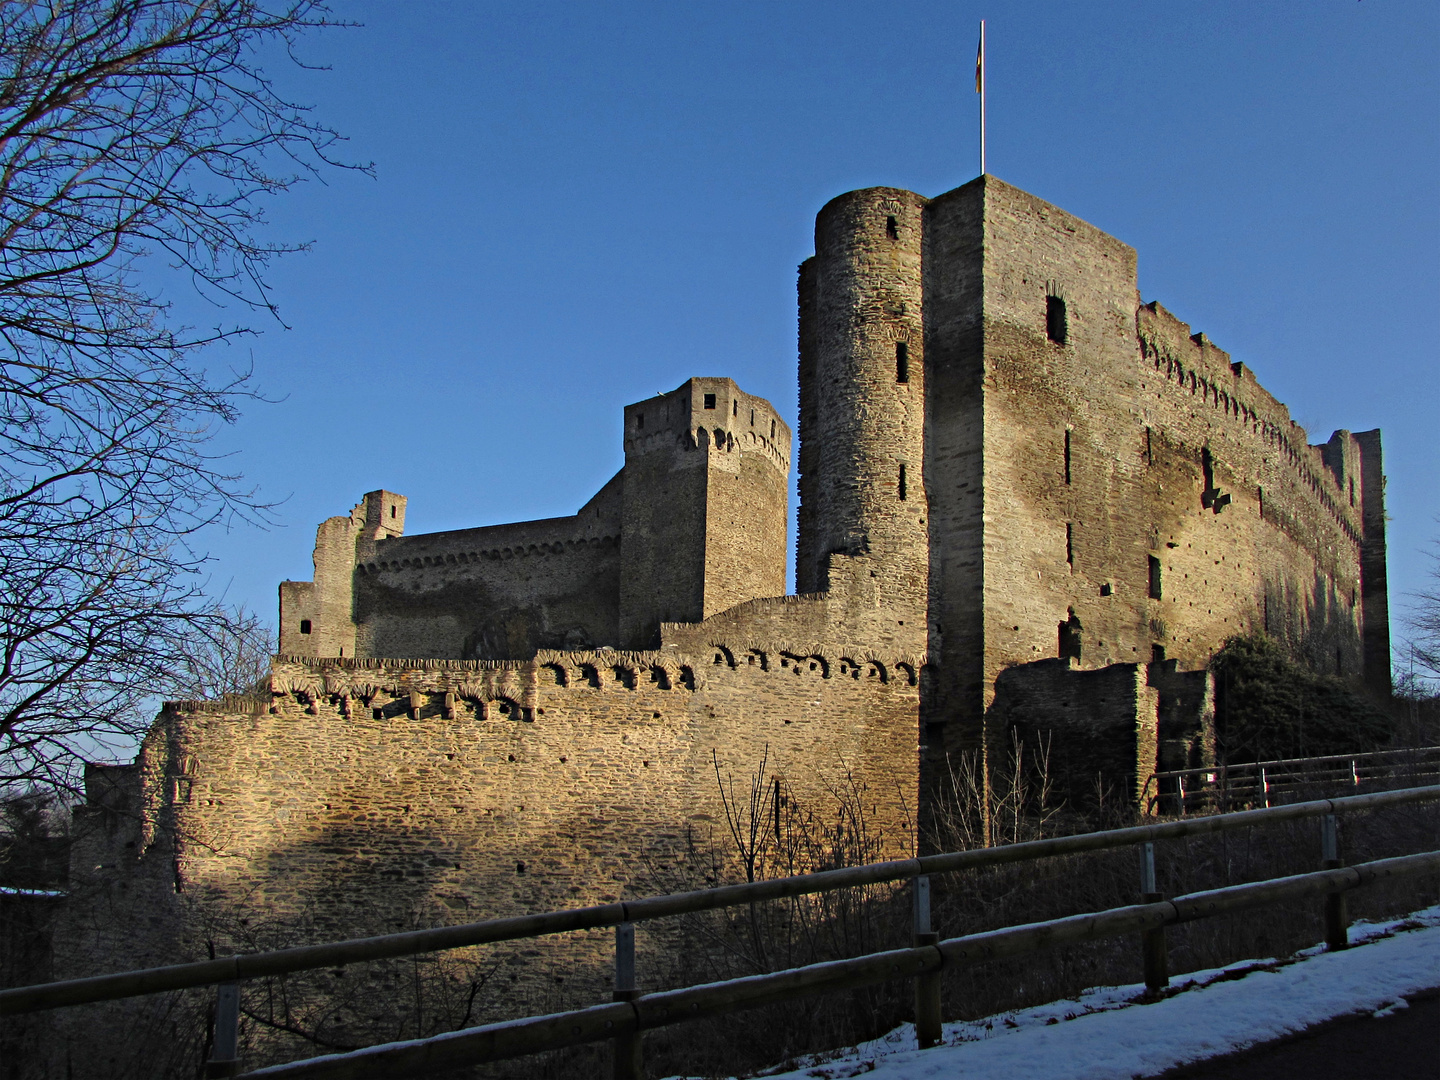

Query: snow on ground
[667,905,1440,1080]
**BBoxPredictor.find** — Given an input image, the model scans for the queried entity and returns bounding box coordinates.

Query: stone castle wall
[968,178,1380,710]
[50,175,1392,1077]
[53,647,920,1044]
[280,378,791,661]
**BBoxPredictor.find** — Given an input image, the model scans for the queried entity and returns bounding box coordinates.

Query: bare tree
[162,605,274,703]
[1398,534,1440,698]
[0,1,361,794]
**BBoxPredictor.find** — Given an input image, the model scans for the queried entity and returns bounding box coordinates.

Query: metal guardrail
[1142,747,1440,815]
[232,850,1440,1079]
[4,784,1438,1017]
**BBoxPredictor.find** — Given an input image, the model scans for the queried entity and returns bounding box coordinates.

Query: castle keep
[57,177,1389,1033]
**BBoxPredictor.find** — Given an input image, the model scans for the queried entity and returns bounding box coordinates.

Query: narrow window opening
[1201,446,1215,492]
[1150,643,1166,663]
[1064,429,1072,485]
[390,505,396,519]
[703,393,716,410]
[896,341,909,384]
[1349,478,1355,507]
[885,215,899,240]
[637,412,645,429]
[1065,523,1074,568]
[750,409,755,426]
[1145,427,1153,466]
[338,646,344,657]
[1148,555,1163,600]
[299,619,312,635]
[770,419,776,439]
[1046,295,1067,344]
[898,464,907,501]
[733,400,738,417]
[1058,609,1083,662]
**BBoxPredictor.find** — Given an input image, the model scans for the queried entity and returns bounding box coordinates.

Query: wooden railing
[5,785,1438,1079]
[1142,746,1440,815]
[234,852,1440,1080]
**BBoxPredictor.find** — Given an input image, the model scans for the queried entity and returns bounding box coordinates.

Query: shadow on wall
[57,816,627,1078]
[1262,568,1364,684]
[461,607,599,659]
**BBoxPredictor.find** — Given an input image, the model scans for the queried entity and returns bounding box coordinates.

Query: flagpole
[979,19,986,176]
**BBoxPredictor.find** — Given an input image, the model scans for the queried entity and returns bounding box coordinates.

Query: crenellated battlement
[1137,302,1364,545]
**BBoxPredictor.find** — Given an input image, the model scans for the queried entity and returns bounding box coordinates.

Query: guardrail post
[1321,814,1349,951]
[204,979,239,1078]
[1139,843,1168,994]
[612,922,643,1080]
[912,875,941,1049]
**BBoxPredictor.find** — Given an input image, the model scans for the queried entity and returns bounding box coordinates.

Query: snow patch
[664,905,1440,1080]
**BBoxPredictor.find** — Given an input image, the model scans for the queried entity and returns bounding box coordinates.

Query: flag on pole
[975,26,984,93]
[976,19,986,176]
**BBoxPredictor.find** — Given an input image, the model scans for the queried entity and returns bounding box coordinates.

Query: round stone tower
[797,187,929,633]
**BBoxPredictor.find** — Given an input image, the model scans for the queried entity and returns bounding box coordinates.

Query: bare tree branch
[0,0,364,794]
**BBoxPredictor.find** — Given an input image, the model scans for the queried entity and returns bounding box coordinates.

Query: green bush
[1210,634,1393,763]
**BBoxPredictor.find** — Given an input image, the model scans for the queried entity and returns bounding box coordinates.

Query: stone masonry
[54,176,1390,1067]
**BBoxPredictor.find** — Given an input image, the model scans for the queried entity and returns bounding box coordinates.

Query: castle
[54,176,1389,1041]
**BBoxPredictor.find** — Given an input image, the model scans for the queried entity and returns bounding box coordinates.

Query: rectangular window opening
[1065,522,1074,568]
[1064,429,1072,485]
[703,393,716,410]
[898,464,907,501]
[750,409,755,426]
[299,619,312,635]
[390,505,396,519]
[1046,295,1067,345]
[770,419,776,438]
[896,341,909,384]
[733,400,738,417]
[1151,643,1166,663]
[637,412,645,429]
[885,215,899,240]
[1148,555,1163,600]
[1059,611,1082,662]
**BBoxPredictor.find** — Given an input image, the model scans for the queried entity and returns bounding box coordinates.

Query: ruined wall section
[795,188,929,656]
[988,658,1159,809]
[355,473,623,661]
[279,491,406,658]
[58,651,919,1026]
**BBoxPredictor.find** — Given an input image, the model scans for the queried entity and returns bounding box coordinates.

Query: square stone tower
[795,175,1388,759]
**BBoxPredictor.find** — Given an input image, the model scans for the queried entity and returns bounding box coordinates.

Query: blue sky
[192,0,1438,665]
